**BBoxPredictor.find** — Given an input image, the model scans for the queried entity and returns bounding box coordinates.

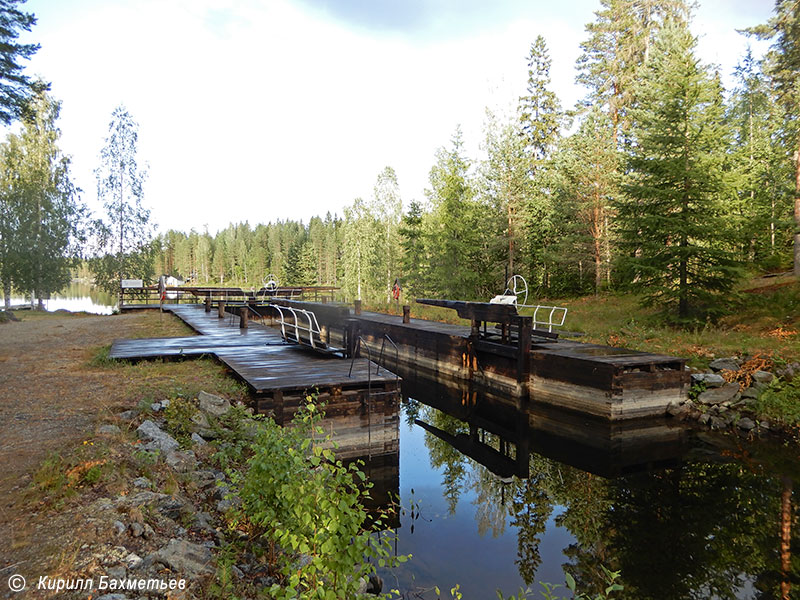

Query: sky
[9,0,774,236]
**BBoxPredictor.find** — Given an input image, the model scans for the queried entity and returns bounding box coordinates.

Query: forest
[148,2,798,322]
[1,0,799,323]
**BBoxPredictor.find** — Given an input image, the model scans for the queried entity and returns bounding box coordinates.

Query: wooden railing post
[204,296,211,313]
[240,307,249,329]
[354,299,362,315]
[218,300,226,319]
[402,305,410,324]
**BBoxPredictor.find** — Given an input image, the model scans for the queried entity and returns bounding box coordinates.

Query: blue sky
[12,0,773,235]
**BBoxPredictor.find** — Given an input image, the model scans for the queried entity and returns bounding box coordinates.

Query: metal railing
[377,334,399,380]
[273,305,325,349]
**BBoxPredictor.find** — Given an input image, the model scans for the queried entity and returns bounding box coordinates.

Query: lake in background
[9,281,115,314]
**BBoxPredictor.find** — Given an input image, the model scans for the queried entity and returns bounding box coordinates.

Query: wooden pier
[109,305,399,458]
[112,287,689,421]
[257,298,689,420]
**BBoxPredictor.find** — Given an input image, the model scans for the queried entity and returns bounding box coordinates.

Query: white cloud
[16,0,773,235]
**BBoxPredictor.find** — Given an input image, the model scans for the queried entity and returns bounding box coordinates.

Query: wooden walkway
[109,305,397,395]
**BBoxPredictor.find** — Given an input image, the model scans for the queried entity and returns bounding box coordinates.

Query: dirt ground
[0,310,196,581]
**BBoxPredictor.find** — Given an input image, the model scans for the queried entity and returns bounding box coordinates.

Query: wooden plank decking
[109,305,397,395]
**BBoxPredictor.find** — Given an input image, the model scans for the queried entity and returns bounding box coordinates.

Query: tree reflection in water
[411,401,800,599]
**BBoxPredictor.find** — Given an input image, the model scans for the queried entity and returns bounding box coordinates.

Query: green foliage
[91,105,153,295]
[0,0,42,126]
[234,398,406,599]
[89,344,119,367]
[617,20,741,321]
[0,88,87,307]
[754,377,800,426]
[163,397,197,445]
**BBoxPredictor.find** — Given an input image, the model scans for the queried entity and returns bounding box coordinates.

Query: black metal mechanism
[377,334,399,381]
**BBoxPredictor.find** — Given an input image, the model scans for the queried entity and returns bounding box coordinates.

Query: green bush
[755,377,800,426]
[233,397,405,599]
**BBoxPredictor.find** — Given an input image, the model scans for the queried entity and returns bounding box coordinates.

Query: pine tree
[0,0,44,125]
[518,36,561,166]
[554,107,619,293]
[747,1,800,276]
[618,21,739,320]
[576,0,689,144]
[481,110,528,279]
[399,200,427,297]
[727,48,793,267]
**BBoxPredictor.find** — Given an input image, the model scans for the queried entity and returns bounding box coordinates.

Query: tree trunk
[795,141,800,276]
[780,475,792,600]
[3,281,10,310]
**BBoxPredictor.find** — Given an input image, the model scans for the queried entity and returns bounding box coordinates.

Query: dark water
[375,371,800,600]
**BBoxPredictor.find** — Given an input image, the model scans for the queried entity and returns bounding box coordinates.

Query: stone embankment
[667,357,800,434]
[54,391,381,600]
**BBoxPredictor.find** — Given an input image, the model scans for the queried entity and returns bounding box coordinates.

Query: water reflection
[385,370,800,599]
[10,282,114,314]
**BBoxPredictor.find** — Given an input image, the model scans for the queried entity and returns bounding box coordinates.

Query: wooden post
[240,307,249,329]
[402,305,410,324]
[204,297,211,313]
[516,316,532,407]
[354,300,362,315]
[218,300,226,319]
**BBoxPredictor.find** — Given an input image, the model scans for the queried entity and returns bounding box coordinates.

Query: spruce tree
[618,21,739,320]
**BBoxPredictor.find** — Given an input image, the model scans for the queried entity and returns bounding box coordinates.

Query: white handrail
[272,304,324,348]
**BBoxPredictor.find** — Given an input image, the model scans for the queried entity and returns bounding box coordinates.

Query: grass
[560,276,799,367]
[369,275,800,368]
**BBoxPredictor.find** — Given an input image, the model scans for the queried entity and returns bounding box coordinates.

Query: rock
[777,362,799,382]
[741,387,761,400]
[142,524,155,540]
[130,522,145,537]
[738,417,756,431]
[759,421,770,430]
[119,491,168,507]
[118,410,137,421]
[112,520,126,536]
[752,370,774,384]
[198,391,231,417]
[697,383,740,406]
[132,477,151,489]
[709,357,740,372]
[231,565,244,579]
[692,373,725,388]
[698,413,711,426]
[190,411,210,429]
[709,416,727,430]
[190,432,207,445]
[151,402,162,412]
[667,402,689,418]
[125,552,143,569]
[96,595,128,600]
[161,399,171,408]
[137,420,179,454]
[166,450,198,473]
[98,424,121,435]
[105,566,126,580]
[154,539,214,576]
[217,496,241,512]
[158,497,188,521]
